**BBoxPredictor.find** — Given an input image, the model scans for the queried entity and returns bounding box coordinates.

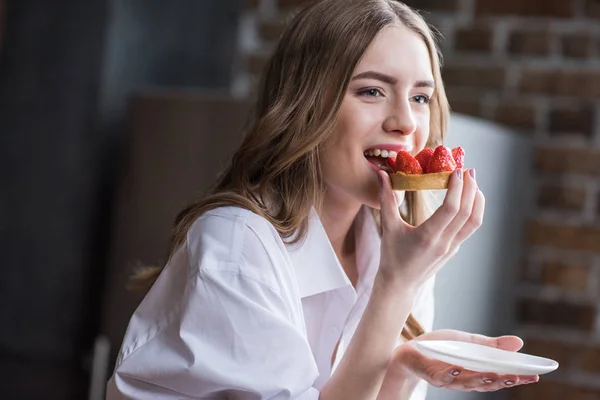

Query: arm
[109,267,321,400]
[320,274,419,400]
[321,168,479,400]
[107,216,321,400]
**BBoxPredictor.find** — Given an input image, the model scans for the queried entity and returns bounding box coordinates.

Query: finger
[452,188,485,245]
[418,168,464,238]
[378,170,404,232]
[476,374,520,392]
[418,329,523,351]
[439,168,478,242]
[420,364,464,388]
[514,375,539,386]
[497,336,524,352]
[399,345,462,387]
[516,375,539,382]
[443,370,496,391]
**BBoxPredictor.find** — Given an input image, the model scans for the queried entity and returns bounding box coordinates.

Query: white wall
[426,114,534,400]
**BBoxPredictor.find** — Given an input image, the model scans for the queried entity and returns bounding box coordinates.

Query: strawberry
[415,148,434,173]
[452,147,465,169]
[387,156,397,172]
[427,145,456,173]
[395,151,423,175]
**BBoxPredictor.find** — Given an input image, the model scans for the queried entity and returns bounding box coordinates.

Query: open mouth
[364,148,397,173]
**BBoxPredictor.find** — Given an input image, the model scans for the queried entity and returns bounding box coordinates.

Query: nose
[382,100,417,136]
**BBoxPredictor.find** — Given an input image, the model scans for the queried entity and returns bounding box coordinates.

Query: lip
[365,143,412,154]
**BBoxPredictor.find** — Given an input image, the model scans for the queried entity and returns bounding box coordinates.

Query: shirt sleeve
[107,217,320,399]
[405,275,436,400]
[411,275,436,333]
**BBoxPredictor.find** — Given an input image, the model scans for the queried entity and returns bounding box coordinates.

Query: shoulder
[186,206,290,292]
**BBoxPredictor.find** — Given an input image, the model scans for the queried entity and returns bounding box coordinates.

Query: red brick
[401,0,461,12]
[587,0,600,19]
[548,104,596,137]
[522,338,576,368]
[513,380,600,400]
[476,0,576,18]
[443,65,506,89]
[537,185,587,212]
[534,147,600,175]
[492,102,538,130]
[508,31,552,56]
[455,26,494,52]
[539,260,591,291]
[527,220,600,253]
[520,69,600,97]
[562,33,595,58]
[517,298,596,330]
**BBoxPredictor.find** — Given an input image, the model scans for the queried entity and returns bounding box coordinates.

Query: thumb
[416,330,524,352]
[495,335,524,352]
[378,170,402,232]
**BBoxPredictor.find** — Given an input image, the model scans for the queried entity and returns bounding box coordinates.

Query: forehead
[354,24,433,81]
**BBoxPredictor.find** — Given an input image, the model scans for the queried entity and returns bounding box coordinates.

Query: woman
[106,0,539,398]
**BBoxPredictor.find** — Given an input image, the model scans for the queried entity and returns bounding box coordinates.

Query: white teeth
[364,148,399,159]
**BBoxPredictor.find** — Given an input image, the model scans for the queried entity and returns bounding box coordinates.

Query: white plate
[414,340,559,375]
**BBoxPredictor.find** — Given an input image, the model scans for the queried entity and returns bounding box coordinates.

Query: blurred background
[1,0,599,399]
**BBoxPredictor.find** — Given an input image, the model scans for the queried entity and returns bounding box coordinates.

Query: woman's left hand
[386,329,539,393]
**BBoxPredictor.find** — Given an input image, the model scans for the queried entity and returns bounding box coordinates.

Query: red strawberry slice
[387,156,397,172]
[427,145,456,173]
[395,151,423,175]
[415,148,434,173]
[452,147,465,169]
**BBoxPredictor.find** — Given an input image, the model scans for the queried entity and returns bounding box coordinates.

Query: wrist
[374,269,419,298]
[378,350,418,400]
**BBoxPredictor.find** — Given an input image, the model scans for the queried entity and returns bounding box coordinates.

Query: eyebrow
[351,70,435,89]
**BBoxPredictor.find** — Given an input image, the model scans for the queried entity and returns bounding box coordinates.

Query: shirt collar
[287,207,380,298]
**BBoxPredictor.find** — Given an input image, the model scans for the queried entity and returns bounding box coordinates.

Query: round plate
[414,340,559,375]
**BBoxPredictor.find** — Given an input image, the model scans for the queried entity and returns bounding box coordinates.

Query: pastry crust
[390,171,453,191]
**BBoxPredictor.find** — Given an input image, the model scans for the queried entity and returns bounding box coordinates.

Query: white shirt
[106,206,435,399]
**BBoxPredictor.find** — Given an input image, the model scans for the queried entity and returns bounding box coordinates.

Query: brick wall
[240,0,600,398]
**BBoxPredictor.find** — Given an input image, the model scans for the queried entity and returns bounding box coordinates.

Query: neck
[318,191,362,261]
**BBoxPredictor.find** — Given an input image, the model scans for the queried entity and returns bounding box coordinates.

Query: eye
[358,88,384,97]
[411,95,431,104]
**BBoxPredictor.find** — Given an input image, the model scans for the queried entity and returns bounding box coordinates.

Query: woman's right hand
[376,167,483,288]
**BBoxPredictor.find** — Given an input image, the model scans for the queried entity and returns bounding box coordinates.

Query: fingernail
[469,168,476,179]
[524,379,537,384]
[483,379,494,384]
[505,380,514,386]
[455,168,462,180]
[451,370,461,376]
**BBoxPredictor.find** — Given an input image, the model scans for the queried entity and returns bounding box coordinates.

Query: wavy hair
[130,0,450,341]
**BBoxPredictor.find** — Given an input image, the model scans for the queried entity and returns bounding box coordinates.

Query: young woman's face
[321,24,434,209]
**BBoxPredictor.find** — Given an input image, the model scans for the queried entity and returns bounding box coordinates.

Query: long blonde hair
[130,0,450,341]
